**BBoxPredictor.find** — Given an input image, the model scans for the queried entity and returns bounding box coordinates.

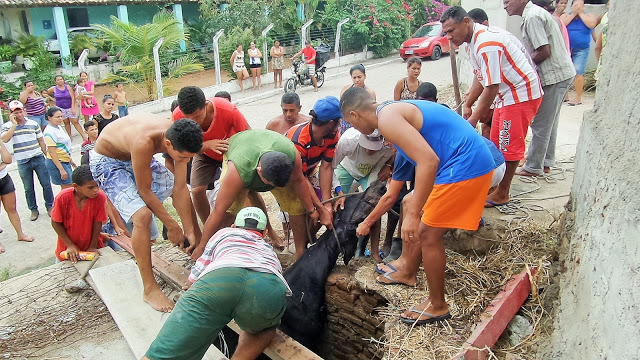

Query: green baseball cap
[234,207,267,231]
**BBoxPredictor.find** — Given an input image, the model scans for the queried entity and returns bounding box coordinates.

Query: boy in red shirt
[52,165,108,263]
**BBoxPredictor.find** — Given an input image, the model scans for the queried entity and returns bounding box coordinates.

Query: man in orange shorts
[340,87,495,325]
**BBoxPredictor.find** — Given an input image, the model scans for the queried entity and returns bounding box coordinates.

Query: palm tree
[94,11,204,100]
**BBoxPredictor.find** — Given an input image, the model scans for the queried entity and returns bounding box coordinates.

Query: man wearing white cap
[1,100,54,221]
[332,127,395,262]
[144,207,291,360]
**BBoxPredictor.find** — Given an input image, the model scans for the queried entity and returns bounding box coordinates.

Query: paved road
[0,54,455,276]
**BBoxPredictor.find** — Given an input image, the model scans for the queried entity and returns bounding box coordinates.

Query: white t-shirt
[332,127,394,181]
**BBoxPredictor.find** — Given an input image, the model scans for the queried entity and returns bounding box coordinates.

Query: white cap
[358,129,384,151]
[8,100,24,111]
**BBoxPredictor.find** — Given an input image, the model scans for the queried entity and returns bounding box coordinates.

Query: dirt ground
[93,69,233,106]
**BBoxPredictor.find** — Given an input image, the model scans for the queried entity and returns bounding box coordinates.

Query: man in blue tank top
[341,87,495,325]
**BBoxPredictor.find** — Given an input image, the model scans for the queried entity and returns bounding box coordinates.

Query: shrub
[319,0,412,58]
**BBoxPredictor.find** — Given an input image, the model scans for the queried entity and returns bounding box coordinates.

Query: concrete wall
[546,1,640,357]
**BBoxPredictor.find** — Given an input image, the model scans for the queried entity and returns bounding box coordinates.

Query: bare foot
[143,288,174,312]
[0,241,4,254]
[18,235,35,242]
[401,301,450,322]
[544,166,551,173]
[266,229,285,251]
[372,254,383,263]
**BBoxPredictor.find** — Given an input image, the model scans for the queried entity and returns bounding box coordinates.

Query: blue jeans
[118,105,129,118]
[17,155,54,211]
[29,114,48,128]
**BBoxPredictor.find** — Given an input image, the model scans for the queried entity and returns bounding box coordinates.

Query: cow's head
[334,180,387,265]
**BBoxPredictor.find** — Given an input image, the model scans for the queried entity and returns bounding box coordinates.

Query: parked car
[399,21,454,61]
[46,27,107,59]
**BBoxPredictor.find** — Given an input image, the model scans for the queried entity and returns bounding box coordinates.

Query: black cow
[279,180,387,350]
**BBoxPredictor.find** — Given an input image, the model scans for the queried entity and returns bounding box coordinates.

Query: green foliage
[186,18,212,47]
[405,0,451,30]
[0,267,10,282]
[0,77,22,103]
[199,0,301,39]
[218,27,265,79]
[319,0,411,58]
[15,33,45,58]
[69,33,96,57]
[93,10,204,100]
[0,44,15,62]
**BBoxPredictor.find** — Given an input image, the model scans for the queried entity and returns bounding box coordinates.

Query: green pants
[335,164,372,191]
[145,267,287,360]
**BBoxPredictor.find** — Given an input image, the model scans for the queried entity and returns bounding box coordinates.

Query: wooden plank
[90,260,227,360]
[109,235,189,289]
[455,266,538,360]
[109,235,322,360]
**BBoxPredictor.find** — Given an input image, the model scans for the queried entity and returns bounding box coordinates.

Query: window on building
[20,10,30,33]
[67,8,89,28]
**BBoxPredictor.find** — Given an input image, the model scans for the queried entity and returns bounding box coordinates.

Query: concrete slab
[90,260,227,359]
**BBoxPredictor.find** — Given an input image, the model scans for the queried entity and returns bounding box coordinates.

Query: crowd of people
[0,1,609,357]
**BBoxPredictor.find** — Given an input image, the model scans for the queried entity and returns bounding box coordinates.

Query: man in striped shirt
[1,100,54,221]
[144,207,290,360]
[441,6,543,207]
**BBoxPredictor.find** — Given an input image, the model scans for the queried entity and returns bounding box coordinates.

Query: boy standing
[114,83,129,118]
[52,165,107,263]
[80,120,98,166]
[90,114,202,312]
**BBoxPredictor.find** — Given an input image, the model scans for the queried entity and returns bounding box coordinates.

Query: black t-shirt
[95,112,119,134]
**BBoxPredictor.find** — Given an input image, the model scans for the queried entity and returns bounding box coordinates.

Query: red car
[400,21,453,61]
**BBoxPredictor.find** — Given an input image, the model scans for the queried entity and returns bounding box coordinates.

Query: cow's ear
[342,232,359,265]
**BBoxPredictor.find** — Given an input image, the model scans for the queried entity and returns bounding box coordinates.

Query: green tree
[94,11,203,100]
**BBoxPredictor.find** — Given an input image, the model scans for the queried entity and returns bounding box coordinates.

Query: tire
[316,71,325,88]
[431,46,442,61]
[284,78,297,93]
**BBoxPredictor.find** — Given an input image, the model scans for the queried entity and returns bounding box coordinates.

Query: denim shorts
[29,113,48,127]
[45,159,73,185]
[571,47,590,75]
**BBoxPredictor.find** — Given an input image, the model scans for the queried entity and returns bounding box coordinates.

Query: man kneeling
[90,114,202,312]
[144,207,291,360]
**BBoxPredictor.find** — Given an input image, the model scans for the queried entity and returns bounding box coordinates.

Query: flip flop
[376,272,415,287]
[484,200,510,208]
[375,262,398,275]
[400,306,452,325]
[567,102,582,106]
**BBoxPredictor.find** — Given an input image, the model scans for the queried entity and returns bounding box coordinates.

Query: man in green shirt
[192,129,332,260]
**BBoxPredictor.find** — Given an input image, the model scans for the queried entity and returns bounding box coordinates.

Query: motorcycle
[284,60,326,93]
[284,44,330,93]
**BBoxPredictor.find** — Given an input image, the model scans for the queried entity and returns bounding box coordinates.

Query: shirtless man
[265,92,311,135]
[266,92,311,244]
[90,115,203,312]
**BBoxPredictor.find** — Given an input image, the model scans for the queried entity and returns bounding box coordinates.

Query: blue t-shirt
[392,153,415,182]
[383,100,495,185]
[567,17,592,49]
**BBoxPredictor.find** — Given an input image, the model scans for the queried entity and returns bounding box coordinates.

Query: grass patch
[0,267,11,282]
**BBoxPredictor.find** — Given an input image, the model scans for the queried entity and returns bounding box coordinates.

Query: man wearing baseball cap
[145,207,291,360]
[285,96,341,252]
[331,127,395,262]
[1,100,54,221]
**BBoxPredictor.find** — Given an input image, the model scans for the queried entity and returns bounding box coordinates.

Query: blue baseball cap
[313,96,342,122]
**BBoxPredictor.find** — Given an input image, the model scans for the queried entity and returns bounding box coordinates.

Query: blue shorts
[29,113,48,128]
[90,150,174,223]
[45,159,73,185]
[571,47,589,75]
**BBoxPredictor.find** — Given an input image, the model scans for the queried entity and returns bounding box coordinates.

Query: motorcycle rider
[291,40,319,92]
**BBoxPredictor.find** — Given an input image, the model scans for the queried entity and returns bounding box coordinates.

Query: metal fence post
[213,29,225,86]
[335,18,349,67]
[301,19,314,47]
[262,23,274,74]
[153,38,164,100]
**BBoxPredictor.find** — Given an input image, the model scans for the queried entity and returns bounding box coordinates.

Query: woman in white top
[230,43,250,93]
[247,41,262,90]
